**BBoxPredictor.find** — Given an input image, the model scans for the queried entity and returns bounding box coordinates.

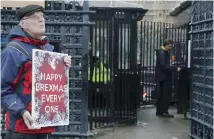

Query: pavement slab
[89,106,189,139]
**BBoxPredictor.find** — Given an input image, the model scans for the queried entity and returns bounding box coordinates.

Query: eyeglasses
[23,13,44,20]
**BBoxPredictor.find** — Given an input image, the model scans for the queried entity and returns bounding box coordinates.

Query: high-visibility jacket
[88,62,111,83]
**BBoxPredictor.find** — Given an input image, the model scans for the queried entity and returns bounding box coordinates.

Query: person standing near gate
[1,5,71,139]
[155,39,175,118]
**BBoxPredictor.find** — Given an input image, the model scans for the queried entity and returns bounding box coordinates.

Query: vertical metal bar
[173,26,178,103]
[127,15,130,118]
[125,15,128,119]
[98,11,102,127]
[130,20,133,116]
[124,22,131,115]
[171,24,174,46]
[123,22,126,71]
[119,12,123,119]
[158,20,161,91]
[108,18,112,126]
[185,25,189,67]
[106,11,111,125]
[129,21,131,117]
[152,22,156,99]
[180,27,183,66]
[178,27,181,66]
[120,14,123,71]
[183,26,186,66]
[123,13,126,119]
[163,22,166,41]
[146,21,149,104]
[127,21,130,117]
[112,14,120,121]
[106,19,110,126]
[133,16,137,118]
[123,15,127,119]
[125,22,128,71]
[166,23,169,40]
[89,20,93,131]
[124,21,126,119]
[127,20,130,114]
[102,18,105,127]
[94,18,98,128]
[149,21,152,103]
[155,21,158,101]
[163,22,165,45]
[128,18,131,118]
[170,24,173,100]
[159,22,162,47]
[140,21,145,105]
[128,20,131,70]
[161,22,164,46]
[140,21,143,106]
[156,22,159,56]
[109,10,114,126]
[176,27,179,65]
[110,14,115,126]
[124,21,128,118]
[182,27,185,66]
[142,21,146,104]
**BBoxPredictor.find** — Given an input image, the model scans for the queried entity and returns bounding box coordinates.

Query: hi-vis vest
[88,62,111,83]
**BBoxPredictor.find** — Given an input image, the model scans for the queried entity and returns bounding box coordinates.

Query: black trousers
[156,80,172,114]
[6,131,50,139]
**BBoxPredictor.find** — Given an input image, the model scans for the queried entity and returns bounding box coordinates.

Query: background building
[130,0,184,23]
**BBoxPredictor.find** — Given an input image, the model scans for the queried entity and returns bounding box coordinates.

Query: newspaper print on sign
[32,49,69,127]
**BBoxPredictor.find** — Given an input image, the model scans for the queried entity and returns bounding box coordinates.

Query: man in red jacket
[1,5,71,139]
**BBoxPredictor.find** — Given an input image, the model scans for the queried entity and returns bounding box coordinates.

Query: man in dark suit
[155,39,175,118]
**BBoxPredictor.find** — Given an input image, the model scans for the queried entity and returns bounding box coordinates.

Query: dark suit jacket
[155,49,172,82]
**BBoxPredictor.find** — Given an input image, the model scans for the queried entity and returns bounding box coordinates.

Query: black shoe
[156,113,174,118]
[162,113,174,118]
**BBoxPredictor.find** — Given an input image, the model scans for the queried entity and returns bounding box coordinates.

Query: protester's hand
[22,111,41,130]
[64,56,71,68]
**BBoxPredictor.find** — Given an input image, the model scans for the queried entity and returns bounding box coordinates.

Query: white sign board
[32,49,69,127]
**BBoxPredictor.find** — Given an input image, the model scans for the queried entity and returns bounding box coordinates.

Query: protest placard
[32,49,69,127]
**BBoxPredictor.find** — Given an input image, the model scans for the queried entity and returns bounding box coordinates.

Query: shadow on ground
[89,106,189,139]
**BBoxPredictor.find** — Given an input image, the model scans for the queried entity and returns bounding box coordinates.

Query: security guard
[88,52,111,108]
[88,59,111,83]
[155,39,174,118]
[88,50,111,83]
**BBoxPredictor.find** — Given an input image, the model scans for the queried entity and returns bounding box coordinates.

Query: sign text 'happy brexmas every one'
[32,49,69,127]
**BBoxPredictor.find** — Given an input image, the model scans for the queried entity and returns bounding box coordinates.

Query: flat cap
[16,5,44,20]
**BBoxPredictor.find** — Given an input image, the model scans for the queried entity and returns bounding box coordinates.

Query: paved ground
[89,106,190,139]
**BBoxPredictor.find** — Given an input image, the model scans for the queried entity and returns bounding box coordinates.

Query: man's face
[22,11,45,37]
[165,44,172,51]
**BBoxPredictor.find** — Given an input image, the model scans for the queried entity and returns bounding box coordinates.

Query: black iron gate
[137,21,189,105]
[88,10,141,130]
[189,1,213,138]
[1,1,93,138]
